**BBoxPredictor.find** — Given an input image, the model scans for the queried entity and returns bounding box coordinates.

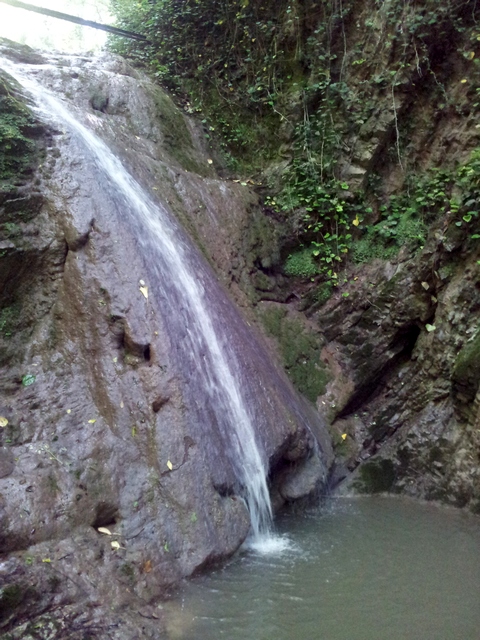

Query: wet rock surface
[0,43,333,637]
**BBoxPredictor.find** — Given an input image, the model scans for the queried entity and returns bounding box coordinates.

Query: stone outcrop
[0,43,333,638]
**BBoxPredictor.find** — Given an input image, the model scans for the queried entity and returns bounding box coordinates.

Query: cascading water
[1,58,275,540]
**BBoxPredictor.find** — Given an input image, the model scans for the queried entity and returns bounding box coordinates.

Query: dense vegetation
[110,0,480,289]
[0,71,38,187]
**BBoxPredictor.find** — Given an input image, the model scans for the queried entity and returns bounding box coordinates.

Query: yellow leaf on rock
[42,558,51,563]
[66,409,71,414]
[98,527,112,535]
[111,541,121,550]
[461,78,467,83]
[88,419,96,424]
[341,433,347,441]
[167,460,173,471]
[207,159,213,165]
[140,286,148,299]
[143,559,152,573]
[421,281,429,290]
[0,417,8,427]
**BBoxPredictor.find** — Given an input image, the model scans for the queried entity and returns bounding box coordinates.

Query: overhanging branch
[0,0,149,42]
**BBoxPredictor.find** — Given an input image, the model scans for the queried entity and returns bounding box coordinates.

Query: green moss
[355,459,396,494]
[0,72,37,185]
[260,306,286,338]
[120,563,135,581]
[452,329,480,402]
[284,248,319,278]
[0,585,26,620]
[314,282,333,306]
[0,303,20,338]
[1,222,21,238]
[260,308,329,402]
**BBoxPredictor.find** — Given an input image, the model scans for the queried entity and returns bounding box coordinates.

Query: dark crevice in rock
[65,219,94,252]
[213,482,237,498]
[152,396,168,412]
[338,323,421,418]
[91,502,118,529]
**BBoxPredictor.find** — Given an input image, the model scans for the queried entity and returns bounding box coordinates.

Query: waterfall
[2,59,274,540]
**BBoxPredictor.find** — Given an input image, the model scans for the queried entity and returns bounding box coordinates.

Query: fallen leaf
[66,409,71,414]
[143,559,152,573]
[341,433,347,441]
[167,460,173,471]
[88,419,96,424]
[140,286,148,299]
[113,357,118,363]
[131,426,137,437]
[98,527,112,536]
[240,182,247,186]
[42,558,51,563]
[425,324,436,332]
[22,374,36,387]
[111,541,121,550]
[461,78,467,83]
[207,159,213,164]
[421,281,429,290]
[0,417,8,428]
[352,216,360,226]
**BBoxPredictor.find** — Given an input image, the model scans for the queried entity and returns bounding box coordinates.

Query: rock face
[0,43,333,637]
[315,230,480,511]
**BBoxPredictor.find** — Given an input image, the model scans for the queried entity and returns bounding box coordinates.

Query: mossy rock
[260,307,329,403]
[354,459,396,494]
[452,329,480,403]
[0,71,39,185]
[0,583,37,623]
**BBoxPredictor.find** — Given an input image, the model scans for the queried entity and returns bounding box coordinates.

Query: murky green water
[164,497,480,639]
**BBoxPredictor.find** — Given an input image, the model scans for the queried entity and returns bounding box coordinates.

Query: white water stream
[1,59,273,540]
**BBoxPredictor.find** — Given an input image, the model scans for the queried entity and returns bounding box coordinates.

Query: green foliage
[284,247,319,278]
[21,374,36,387]
[353,150,480,264]
[108,0,480,275]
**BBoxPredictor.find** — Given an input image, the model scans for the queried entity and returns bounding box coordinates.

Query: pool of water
[163,497,480,639]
